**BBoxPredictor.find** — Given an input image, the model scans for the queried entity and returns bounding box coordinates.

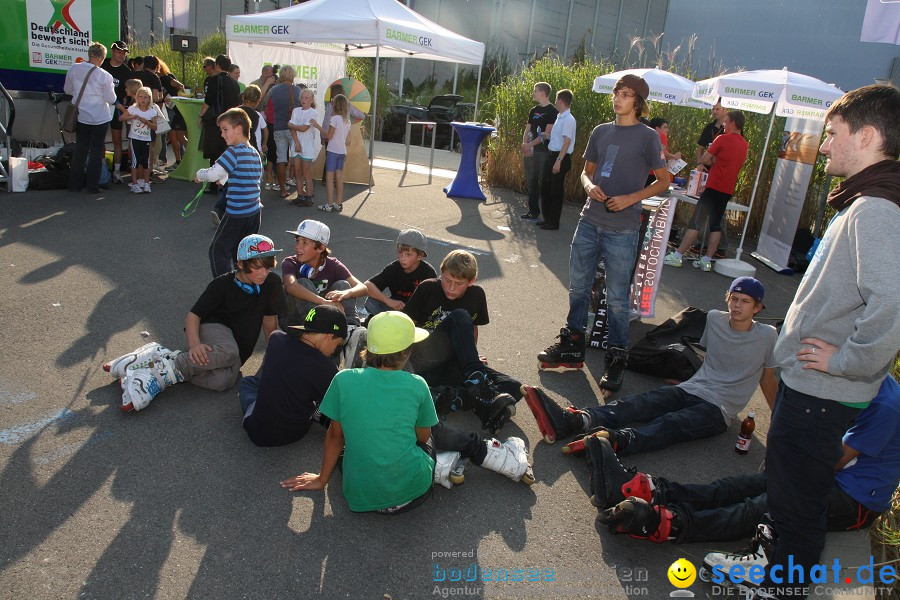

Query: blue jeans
[566,219,640,348]
[409,309,483,380]
[239,375,259,418]
[761,383,860,598]
[583,386,727,456]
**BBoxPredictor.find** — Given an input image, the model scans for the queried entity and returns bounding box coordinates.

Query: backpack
[627,307,708,382]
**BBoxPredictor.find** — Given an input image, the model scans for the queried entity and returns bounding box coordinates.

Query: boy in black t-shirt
[520,82,558,220]
[240,305,346,446]
[403,250,523,433]
[105,234,287,413]
[364,228,437,318]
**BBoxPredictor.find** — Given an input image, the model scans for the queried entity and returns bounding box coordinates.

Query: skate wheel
[120,401,135,413]
[103,362,112,372]
[699,567,711,583]
[449,473,465,486]
[521,467,535,486]
[561,444,573,455]
[542,434,555,445]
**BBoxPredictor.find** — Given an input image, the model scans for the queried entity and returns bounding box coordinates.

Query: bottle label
[735,436,751,452]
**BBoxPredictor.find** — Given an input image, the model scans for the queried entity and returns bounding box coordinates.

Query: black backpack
[627,307,708,382]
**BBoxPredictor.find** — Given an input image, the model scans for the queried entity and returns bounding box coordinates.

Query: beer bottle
[735,410,756,455]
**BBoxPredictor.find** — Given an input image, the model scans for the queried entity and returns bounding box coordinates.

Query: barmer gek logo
[47,0,80,31]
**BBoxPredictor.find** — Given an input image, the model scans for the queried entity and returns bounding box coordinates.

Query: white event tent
[226,0,486,189]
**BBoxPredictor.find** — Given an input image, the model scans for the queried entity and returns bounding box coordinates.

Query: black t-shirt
[133,69,163,96]
[189,271,287,364]
[205,72,242,116]
[527,104,559,152]
[368,260,437,302]
[101,58,132,102]
[242,330,337,447]
[697,120,724,149]
[403,278,489,332]
[159,73,181,98]
[238,104,261,151]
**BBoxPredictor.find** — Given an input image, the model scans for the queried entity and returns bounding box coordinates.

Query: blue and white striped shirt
[217,143,262,217]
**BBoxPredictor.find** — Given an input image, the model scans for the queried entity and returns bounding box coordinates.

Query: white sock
[673,251,683,260]
[700,256,711,263]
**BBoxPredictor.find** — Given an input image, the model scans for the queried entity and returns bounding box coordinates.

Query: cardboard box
[686,168,708,197]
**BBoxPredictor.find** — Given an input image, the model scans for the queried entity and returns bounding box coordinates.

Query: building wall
[664,0,900,91]
[124,0,670,95]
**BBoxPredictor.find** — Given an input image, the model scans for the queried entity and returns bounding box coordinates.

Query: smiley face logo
[667,558,696,588]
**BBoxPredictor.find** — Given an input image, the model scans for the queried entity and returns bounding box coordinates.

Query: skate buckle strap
[622,473,652,503]
[624,505,672,544]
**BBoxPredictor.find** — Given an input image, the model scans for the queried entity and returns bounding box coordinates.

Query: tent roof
[225,0,485,65]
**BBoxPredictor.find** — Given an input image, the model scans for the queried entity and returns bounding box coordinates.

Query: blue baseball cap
[729,276,765,306]
[237,234,281,260]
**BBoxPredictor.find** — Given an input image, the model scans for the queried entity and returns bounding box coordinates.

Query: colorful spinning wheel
[326,77,371,120]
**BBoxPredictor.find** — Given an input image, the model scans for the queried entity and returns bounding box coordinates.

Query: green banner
[1,0,119,74]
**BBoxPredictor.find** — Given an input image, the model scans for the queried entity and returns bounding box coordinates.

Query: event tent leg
[713,109,776,278]
[367,45,380,198]
[474,64,482,122]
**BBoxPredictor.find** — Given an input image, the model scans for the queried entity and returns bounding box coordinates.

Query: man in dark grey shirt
[536,74,668,396]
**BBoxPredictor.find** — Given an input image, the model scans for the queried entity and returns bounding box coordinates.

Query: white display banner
[227,41,348,124]
[755,117,822,269]
[631,196,676,319]
[27,0,93,69]
[164,0,189,30]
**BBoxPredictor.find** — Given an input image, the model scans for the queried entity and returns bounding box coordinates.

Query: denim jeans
[409,309,483,380]
[69,121,109,192]
[239,375,259,417]
[364,297,391,318]
[523,151,549,215]
[566,219,640,348]
[583,386,727,456]
[761,383,860,597]
[432,420,488,465]
[279,279,358,329]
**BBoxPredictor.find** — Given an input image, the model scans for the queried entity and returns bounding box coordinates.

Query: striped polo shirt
[217,143,262,217]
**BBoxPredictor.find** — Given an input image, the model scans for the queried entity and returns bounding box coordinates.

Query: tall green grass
[129,33,226,93]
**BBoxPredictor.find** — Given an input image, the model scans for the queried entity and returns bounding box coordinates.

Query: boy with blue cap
[104,234,287,412]
[525,276,777,456]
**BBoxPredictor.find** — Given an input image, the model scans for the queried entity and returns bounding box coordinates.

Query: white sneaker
[103,341,164,378]
[433,451,463,489]
[285,177,296,188]
[210,210,221,226]
[130,184,143,194]
[264,181,273,190]
[481,437,530,482]
[142,182,152,193]
[341,326,367,369]
[120,350,183,412]
[693,259,712,272]
[664,252,683,267]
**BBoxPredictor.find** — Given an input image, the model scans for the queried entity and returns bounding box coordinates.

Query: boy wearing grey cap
[363,228,437,318]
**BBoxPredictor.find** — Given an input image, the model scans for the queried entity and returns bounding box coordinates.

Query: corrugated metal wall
[664,0,899,91]
[124,0,671,92]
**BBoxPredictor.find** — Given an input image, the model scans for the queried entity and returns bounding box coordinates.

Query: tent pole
[368,45,381,197]
[474,64,482,122]
[734,109,776,263]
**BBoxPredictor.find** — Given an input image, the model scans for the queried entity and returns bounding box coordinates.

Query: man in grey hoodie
[758,85,900,600]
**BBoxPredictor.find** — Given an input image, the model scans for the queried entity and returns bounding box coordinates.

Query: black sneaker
[599,346,628,392]
[585,436,650,510]
[520,212,539,220]
[521,385,582,444]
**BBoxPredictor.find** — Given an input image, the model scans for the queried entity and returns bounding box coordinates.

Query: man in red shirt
[665,110,748,271]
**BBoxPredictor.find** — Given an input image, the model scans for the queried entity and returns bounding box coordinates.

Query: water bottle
[536,126,543,145]
[735,410,756,455]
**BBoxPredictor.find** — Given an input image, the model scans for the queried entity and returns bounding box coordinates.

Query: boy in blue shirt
[196,107,263,278]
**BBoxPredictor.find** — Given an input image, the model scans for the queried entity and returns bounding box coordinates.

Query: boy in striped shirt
[196,108,264,277]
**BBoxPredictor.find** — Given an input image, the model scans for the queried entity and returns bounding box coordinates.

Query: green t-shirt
[320,368,439,512]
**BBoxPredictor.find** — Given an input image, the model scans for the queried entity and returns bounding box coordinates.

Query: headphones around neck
[234,275,261,295]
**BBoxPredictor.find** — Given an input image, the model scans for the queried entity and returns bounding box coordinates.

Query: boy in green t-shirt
[281,311,535,514]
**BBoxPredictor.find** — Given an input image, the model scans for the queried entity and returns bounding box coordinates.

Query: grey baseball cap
[396,228,428,256]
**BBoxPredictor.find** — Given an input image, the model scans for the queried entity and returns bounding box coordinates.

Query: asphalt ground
[0,164,869,600]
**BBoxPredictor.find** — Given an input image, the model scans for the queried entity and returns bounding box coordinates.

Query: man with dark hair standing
[665,110,748,272]
[751,85,900,600]
[101,40,132,183]
[536,74,669,396]
[537,89,576,230]
[520,82,557,221]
